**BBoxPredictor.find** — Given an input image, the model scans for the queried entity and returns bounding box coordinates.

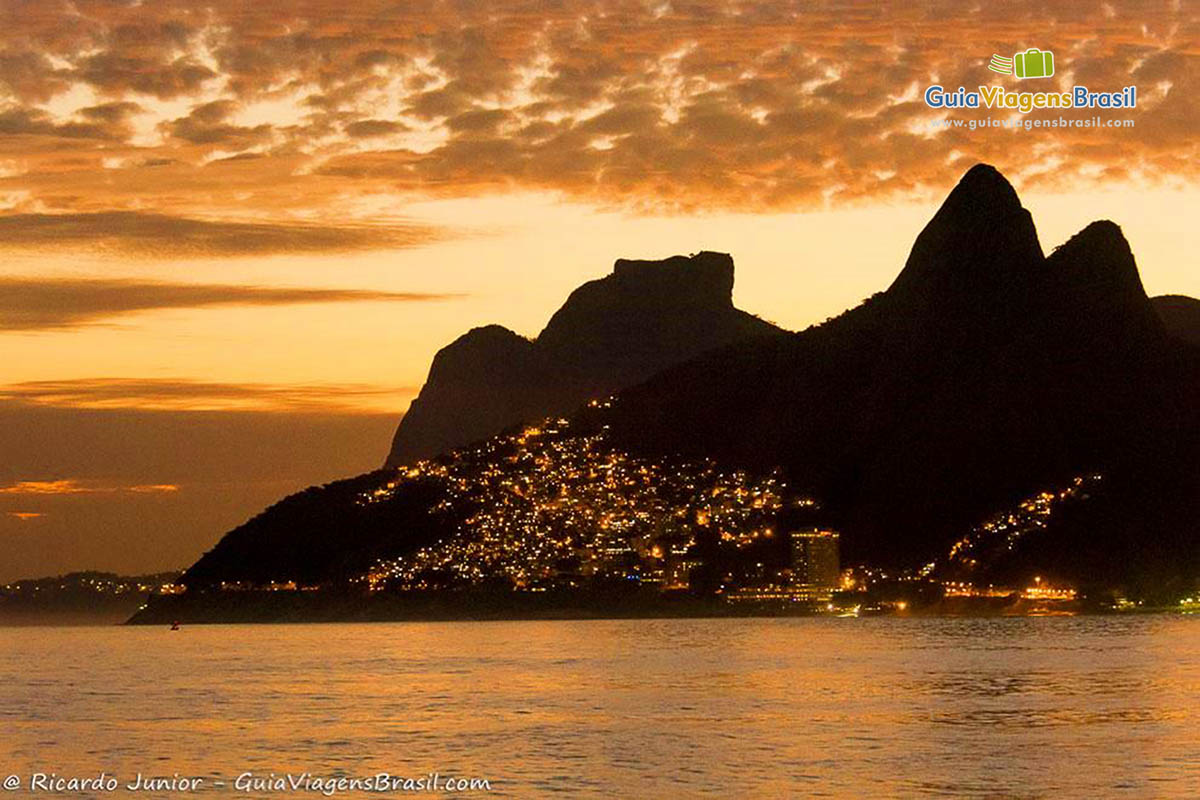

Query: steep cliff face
[386,251,782,466]
[1043,220,1165,348]
[387,326,545,466]
[886,163,1045,320]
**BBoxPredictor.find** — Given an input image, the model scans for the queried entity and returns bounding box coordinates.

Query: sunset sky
[1,0,1196,581]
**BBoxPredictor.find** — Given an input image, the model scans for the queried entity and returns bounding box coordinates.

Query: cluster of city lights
[357,414,802,592]
[1,572,182,597]
[939,474,1103,580]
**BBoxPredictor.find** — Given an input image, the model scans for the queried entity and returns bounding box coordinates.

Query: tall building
[790,528,840,601]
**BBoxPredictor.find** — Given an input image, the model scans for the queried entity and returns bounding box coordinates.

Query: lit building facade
[790,528,840,601]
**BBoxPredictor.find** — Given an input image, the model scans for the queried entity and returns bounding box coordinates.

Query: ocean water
[3,616,1200,798]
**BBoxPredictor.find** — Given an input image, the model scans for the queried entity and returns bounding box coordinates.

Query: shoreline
[121,589,1181,626]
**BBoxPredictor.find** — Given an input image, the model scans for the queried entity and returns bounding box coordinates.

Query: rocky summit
[386,251,781,465]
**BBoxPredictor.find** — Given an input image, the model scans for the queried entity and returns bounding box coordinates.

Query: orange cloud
[0,212,451,257]
[0,0,1192,220]
[0,276,462,330]
[0,480,179,496]
[6,511,44,520]
[0,378,419,414]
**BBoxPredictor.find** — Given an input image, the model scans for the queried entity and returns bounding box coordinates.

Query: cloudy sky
[1,0,1196,581]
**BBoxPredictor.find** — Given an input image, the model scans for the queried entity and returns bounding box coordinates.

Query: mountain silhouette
[604,165,1199,587]
[154,164,1199,610]
[887,164,1044,313]
[1153,294,1200,346]
[386,251,781,465]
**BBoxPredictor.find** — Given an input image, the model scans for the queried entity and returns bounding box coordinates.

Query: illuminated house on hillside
[791,528,840,601]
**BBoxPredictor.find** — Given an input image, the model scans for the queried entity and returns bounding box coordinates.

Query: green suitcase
[1014,48,1054,79]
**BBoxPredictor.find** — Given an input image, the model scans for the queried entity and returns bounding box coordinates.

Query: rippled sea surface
[4,617,1200,797]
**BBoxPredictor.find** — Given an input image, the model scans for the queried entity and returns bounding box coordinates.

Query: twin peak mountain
[171,163,1198,603]
[388,164,1187,472]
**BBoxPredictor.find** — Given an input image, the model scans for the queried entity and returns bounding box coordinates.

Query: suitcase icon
[1014,48,1054,79]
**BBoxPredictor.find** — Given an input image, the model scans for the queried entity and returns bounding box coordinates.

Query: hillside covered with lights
[133,165,1200,621]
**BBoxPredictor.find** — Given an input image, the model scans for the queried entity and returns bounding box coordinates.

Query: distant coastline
[0,571,181,627]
